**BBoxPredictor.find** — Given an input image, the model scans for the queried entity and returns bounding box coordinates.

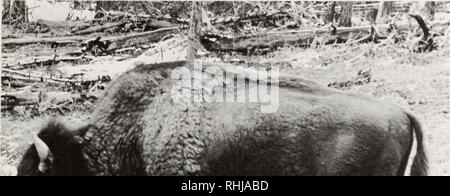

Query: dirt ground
[1,42,449,176]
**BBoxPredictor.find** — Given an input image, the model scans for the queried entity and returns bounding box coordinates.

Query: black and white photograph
[0,0,449,180]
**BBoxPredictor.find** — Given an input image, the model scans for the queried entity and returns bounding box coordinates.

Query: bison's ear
[32,134,54,173]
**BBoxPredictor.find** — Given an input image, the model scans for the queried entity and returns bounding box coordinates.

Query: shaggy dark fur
[17,119,90,176]
[18,61,427,176]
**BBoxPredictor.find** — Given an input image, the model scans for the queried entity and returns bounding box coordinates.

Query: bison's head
[17,119,89,176]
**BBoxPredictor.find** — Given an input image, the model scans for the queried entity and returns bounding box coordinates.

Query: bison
[18,61,427,176]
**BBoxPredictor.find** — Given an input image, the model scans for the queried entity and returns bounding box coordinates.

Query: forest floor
[1,41,449,176]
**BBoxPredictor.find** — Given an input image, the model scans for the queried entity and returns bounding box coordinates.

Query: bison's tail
[406,112,428,176]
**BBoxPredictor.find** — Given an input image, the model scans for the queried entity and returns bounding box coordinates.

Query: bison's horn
[32,134,54,173]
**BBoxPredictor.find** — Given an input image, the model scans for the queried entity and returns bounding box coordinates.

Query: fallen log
[37,19,87,31]
[1,91,79,111]
[142,19,180,31]
[77,26,181,56]
[72,21,130,35]
[2,36,82,46]
[1,79,33,88]
[211,11,292,27]
[1,92,39,107]
[202,23,413,54]
[3,26,181,56]
[2,68,109,87]
[1,74,63,85]
[3,56,92,70]
[105,27,182,51]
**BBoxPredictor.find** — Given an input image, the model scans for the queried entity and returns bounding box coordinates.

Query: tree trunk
[327,1,337,24]
[2,0,27,24]
[376,1,394,23]
[188,1,203,60]
[339,1,354,27]
[424,1,437,20]
[410,1,437,21]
